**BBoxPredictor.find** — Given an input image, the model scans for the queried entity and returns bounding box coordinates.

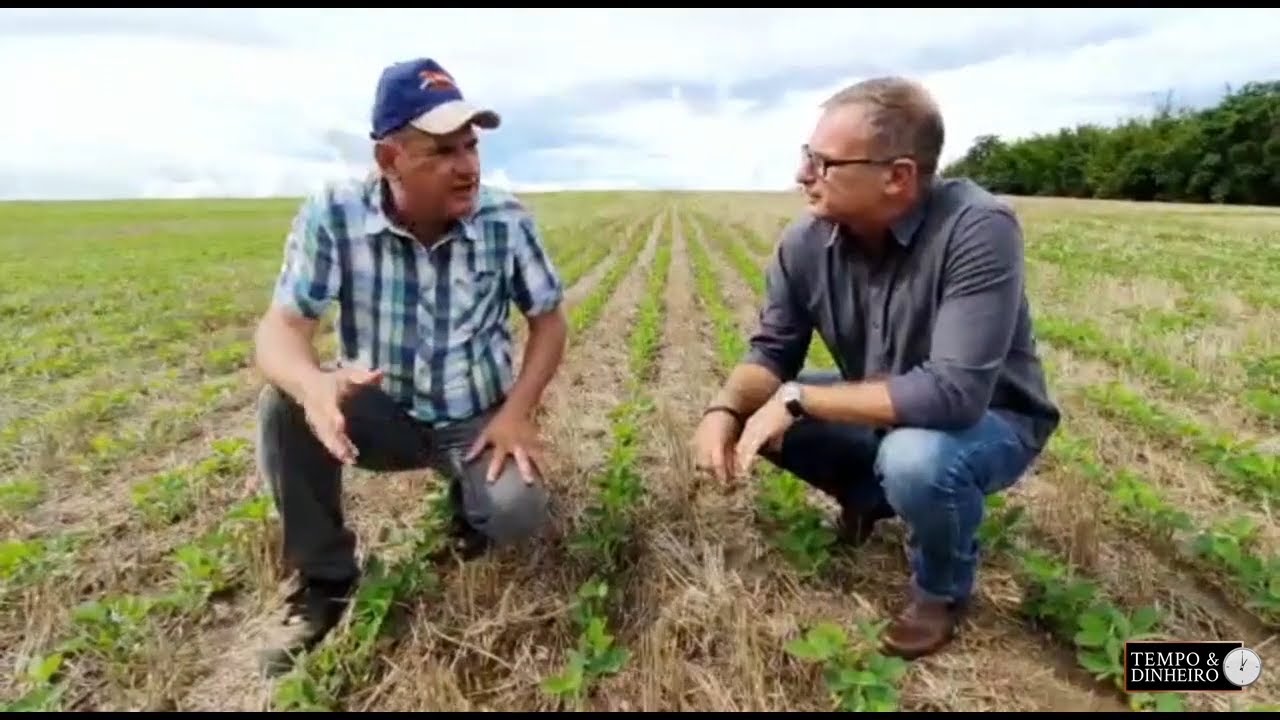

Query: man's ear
[373,140,398,177]
[883,158,917,198]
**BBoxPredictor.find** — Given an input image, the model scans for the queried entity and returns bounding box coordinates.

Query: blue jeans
[759,370,1039,605]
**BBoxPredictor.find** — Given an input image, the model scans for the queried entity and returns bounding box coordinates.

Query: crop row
[1035,315,1278,430]
[272,492,452,711]
[1026,222,1277,311]
[3,438,268,711]
[1044,380,1280,628]
[542,211,672,705]
[693,212,842,576]
[684,213,906,710]
[1081,382,1277,506]
[979,493,1189,711]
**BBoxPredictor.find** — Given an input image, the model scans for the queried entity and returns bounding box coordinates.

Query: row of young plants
[271,212,659,710]
[684,213,906,711]
[1049,382,1280,628]
[1025,222,1278,313]
[1082,381,1278,507]
[0,360,247,480]
[271,492,452,711]
[1033,314,1279,431]
[979,493,1188,712]
[553,216,632,289]
[3,438,269,711]
[690,211,839,577]
[541,213,672,706]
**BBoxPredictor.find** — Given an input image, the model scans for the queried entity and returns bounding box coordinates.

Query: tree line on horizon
[941,80,1279,206]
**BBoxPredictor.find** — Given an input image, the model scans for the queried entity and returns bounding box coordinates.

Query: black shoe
[835,500,895,546]
[257,575,356,678]
[448,514,490,560]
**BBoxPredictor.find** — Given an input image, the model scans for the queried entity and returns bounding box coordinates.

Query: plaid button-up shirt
[272,173,564,426]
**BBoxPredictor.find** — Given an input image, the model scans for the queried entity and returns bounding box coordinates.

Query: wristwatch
[779,382,807,418]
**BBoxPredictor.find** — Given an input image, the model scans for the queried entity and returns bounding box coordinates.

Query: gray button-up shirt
[743,177,1061,451]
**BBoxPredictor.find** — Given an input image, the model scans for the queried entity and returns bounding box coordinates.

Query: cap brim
[408,99,501,135]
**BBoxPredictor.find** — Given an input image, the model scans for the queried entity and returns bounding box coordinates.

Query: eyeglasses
[800,144,909,178]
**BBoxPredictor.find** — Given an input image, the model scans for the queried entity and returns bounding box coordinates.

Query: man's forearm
[504,308,568,416]
[253,313,325,403]
[710,362,783,418]
[800,379,899,427]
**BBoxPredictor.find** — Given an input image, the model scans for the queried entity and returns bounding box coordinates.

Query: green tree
[941,81,1280,205]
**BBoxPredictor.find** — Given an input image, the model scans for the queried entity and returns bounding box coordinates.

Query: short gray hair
[821,76,945,178]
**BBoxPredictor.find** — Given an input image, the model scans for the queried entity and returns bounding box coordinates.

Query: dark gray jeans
[254,383,551,582]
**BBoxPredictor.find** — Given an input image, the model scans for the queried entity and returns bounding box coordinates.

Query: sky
[2,8,1278,200]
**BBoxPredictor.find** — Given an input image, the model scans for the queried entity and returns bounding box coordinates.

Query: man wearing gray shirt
[692,77,1060,660]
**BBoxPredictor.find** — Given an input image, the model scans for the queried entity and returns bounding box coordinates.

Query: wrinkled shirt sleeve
[887,207,1026,428]
[272,192,340,320]
[743,227,814,381]
[509,213,565,318]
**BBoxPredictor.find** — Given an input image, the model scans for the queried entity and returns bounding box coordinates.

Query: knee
[479,469,551,545]
[875,427,951,516]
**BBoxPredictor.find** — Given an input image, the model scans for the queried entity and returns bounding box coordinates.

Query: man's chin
[803,195,830,217]
[445,190,477,217]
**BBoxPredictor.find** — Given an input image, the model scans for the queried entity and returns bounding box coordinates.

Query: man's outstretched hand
[300,366,384,465]
[465,407,546,485]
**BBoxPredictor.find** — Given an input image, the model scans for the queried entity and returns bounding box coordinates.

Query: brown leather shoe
[880,594,965,660]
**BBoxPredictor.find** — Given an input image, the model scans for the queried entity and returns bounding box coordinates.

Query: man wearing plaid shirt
[251,57,568,676]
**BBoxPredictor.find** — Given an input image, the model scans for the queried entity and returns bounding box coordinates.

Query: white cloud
[1,8,1276,199]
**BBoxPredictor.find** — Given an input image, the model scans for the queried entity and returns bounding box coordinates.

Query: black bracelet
[703,405,745,424]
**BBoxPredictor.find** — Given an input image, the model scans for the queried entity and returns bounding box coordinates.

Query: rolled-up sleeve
[743,232,813,381]
[272,193,339,320]
[887,207,1025,429]
[509,214,564,318]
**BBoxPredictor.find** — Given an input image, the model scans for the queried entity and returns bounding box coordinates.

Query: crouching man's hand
[465,407,546,486]
[299,366,383,465]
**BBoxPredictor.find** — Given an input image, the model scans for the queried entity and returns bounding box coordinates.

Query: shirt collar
[364,172,481,244]
[824,179,933,250]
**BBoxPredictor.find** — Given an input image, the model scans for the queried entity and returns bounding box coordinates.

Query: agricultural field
[1,188,1278,712]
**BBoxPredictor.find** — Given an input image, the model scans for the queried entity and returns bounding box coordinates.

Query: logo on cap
[419,69,456,91]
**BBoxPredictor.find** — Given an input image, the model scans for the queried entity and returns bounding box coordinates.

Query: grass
[1,190,1278,712]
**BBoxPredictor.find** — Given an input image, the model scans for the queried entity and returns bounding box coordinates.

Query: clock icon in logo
[1223,647,1262,687]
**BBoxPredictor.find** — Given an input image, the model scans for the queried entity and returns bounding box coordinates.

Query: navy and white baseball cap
[369,58,500,139]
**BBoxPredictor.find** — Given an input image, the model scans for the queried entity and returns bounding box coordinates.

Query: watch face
[1223,647,1262,687]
